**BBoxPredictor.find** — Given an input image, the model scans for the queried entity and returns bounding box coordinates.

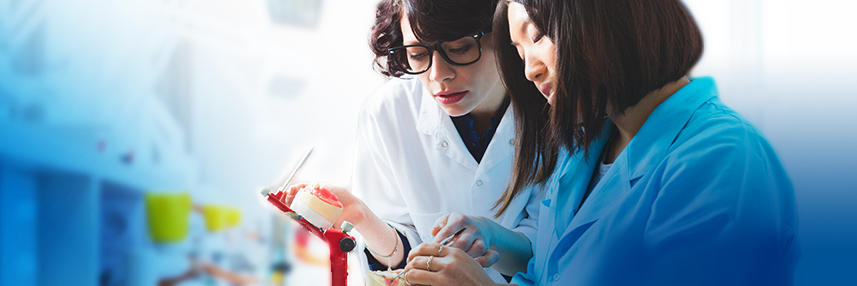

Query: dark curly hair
[369,0,500,77]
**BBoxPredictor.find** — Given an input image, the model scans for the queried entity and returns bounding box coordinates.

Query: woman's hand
[281,183,369,228]
[281,183,406,268]
[403,242,501,286]
[431,213,502,267]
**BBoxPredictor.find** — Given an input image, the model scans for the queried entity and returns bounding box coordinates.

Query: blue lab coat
[512,77,797,286]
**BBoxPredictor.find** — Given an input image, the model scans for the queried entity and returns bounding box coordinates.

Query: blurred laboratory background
[0,0,855,285]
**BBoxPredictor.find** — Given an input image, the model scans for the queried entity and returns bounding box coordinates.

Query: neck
[469,83,507,134]
[605,76,690,162]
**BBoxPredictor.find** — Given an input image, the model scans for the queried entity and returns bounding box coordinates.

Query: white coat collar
[416,87,515,171]
[416,86,443,136]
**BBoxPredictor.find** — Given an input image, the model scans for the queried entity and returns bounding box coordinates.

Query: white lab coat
[351,78,543,282]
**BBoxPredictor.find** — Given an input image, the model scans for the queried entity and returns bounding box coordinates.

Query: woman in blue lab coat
[401,0,798,285]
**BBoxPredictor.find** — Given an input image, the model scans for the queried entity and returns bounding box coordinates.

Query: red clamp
[266,191,355,286]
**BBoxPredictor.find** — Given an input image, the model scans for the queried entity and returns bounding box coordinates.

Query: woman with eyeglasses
[279,0,542,282]
[402,0,797,285]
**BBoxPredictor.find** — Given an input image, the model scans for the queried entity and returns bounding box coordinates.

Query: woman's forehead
[399,4,483,45]
[507,2,532,32]
[400,11,419,44]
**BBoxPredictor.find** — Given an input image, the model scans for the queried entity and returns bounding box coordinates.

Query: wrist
[476,216,501,244]
[351,201,379,231]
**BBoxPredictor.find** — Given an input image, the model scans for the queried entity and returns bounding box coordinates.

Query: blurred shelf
[0,120,196,191]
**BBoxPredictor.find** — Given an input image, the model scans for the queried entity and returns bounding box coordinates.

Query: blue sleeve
[640,128,798,285]
[364,228,412,271]
[510,256,537,286]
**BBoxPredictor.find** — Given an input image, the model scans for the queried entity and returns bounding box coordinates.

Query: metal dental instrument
[260,147,314,197]
[438,228,466,246]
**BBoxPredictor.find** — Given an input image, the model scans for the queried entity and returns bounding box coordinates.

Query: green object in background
[202,205,226,232]
[201,205,243,232]
[145,192,192,243]
[226,207,242,228]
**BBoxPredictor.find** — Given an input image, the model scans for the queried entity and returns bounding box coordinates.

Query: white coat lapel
[476,104,515,173]
[416,87,478,171]
[416,86,441,136]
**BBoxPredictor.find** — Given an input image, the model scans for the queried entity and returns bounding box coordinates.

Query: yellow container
[145,192,192,243]
[225,207,242,228]
[202,205,227,232]
[202,205,241,232]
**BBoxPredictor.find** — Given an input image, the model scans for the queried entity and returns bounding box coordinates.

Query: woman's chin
[439,105,472,117]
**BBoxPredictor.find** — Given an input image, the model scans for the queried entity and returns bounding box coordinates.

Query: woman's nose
[523,53,544,83]
[428,51,455,82]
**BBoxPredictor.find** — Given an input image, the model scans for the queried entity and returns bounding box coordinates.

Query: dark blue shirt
[451,98,510,163]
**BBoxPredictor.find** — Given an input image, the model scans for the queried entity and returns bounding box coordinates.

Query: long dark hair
[492,0,704,216]
[369,0,500,77]
[491,1,556,217]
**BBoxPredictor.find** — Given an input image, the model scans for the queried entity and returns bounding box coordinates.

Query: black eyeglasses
[388,32,486,75]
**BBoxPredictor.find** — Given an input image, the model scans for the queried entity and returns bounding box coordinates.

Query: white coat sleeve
[510,184,545,246]
[350,98,422,247]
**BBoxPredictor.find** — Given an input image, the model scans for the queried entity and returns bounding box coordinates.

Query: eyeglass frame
[387,31,487,75]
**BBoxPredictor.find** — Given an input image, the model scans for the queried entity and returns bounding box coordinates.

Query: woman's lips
[434,90,469,105]
[539,83,554,104]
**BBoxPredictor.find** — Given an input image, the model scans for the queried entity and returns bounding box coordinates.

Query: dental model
[366,270,407,286]
[290,185,343,230]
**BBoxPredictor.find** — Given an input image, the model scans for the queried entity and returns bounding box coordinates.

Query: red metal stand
[266,190,355,286]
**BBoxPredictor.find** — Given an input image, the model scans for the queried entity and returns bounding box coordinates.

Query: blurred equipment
[201,205,243,232]
[144,192,192,243]
[266,0,325,28]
